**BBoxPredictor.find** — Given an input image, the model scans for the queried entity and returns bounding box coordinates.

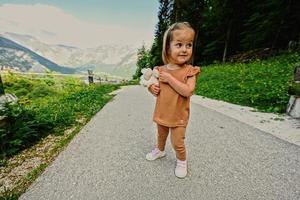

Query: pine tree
[149,0,300,65]
[171,0,205,65]
[133,45,152,79]
[200,0,249,63]
[240,0,296,51]
[150,0,173,66]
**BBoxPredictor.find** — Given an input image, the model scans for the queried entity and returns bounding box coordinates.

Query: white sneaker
[146,147,166,161]
[175,159,187,178]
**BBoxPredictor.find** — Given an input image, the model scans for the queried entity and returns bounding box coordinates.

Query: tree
[171,0,206,65]
[150,0,174,66]
[271,0,300,50]
[133,45,152,79]
[240,0,300,51]
[200,0,249,63]
[148,0,300,65]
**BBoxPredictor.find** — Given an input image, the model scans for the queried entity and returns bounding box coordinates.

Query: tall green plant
[133,45,153,79]
[150,0,174,66]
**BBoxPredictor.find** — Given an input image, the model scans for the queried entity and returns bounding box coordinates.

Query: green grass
[195,52,300,113]
[0,73,119,161]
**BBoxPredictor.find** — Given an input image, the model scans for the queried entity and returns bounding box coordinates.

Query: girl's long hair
[162,22,195,64]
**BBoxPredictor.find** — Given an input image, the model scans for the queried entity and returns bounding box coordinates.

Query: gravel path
[20,86,300,200]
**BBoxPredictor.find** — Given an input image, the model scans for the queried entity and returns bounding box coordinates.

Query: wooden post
[88,70,94,84]
[97,76,102,84]
[0,73,4,95]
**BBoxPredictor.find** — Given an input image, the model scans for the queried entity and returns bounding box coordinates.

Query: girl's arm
[148,84,160,96]
[148,66,160,96]
[159,71,196,97]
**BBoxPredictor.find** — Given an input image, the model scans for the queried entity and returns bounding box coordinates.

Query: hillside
[2,32,138,79]
[0,36,75,74]
[195,52,300,113]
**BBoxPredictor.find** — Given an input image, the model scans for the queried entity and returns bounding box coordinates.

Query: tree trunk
[223,20,232,63]
[174,0,180,22]
[192,30,199,65]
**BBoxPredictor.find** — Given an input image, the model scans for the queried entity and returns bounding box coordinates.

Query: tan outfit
[153,64,200,160]
[157,124,187,160]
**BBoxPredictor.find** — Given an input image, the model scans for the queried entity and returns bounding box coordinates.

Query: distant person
[146,22,201,178]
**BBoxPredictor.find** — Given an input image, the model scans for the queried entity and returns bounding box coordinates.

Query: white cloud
[0,4,154,48]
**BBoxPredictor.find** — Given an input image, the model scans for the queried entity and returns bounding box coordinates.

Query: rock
[0,93,18,105]
[286,95,300,118]
[0,93,18,119]
[294,64,300,83]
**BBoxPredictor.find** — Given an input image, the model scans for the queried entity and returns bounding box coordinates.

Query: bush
[0,103,52,158]
[28,83,56,99]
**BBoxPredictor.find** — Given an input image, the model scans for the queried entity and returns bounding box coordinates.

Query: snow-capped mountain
[2,32,138,79]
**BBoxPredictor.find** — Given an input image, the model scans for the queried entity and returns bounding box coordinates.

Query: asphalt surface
[20,86,300,200]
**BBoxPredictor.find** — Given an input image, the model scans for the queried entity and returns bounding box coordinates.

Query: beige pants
[157,124,186,161]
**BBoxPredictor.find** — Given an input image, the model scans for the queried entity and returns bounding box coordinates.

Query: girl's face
[168,28,194,65]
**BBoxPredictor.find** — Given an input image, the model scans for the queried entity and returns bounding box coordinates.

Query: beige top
[153,64,201,127]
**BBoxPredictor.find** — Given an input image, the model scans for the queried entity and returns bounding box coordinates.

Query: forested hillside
[134,0,299,78]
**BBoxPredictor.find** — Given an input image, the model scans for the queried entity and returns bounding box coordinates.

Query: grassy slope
[195,52,300,113]
[1,74,119,160]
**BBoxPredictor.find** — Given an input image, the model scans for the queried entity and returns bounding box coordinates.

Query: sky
[0,0,159,48]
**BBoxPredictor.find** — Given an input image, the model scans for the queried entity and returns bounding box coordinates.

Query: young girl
[146,22,200,178]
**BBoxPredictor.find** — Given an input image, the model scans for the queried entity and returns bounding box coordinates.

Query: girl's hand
[159,71,172,83]
[148,84,160,96]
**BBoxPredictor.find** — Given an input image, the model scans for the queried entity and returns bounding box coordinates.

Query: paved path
[20,86,300,200]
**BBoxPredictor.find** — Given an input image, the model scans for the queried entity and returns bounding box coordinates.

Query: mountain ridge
[0,36,75,74]
[1,32,138,79]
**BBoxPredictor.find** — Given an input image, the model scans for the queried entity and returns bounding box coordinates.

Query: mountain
[0,36,75,74]
[2,32,138,79]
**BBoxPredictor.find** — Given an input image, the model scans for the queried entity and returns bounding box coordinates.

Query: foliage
[241,0,299,51]
[132,45,153,79]
[149,0,300,65]
[0,74,119,161]
[195,52,300,113]
[120,79,139,86]
[150,0,174,66]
